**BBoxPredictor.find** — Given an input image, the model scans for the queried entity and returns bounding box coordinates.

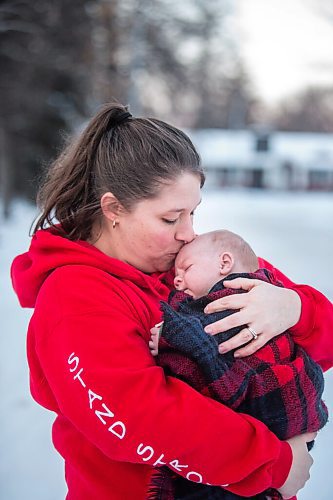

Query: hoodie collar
[11,228,174,307]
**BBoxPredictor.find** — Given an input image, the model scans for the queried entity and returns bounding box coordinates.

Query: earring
[112,220,117,229]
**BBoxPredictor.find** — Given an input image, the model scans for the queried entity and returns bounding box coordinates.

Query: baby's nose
[174,275,183,289]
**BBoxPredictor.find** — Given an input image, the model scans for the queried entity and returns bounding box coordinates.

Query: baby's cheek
[192,274,209,296]
[186,272,198,290]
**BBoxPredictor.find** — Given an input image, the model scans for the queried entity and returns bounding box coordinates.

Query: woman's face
[102,172,202,273]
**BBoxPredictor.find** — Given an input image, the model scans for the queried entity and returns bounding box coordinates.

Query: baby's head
[174,230,258,299]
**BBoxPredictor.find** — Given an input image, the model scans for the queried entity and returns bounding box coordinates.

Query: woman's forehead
[156,173,201,201]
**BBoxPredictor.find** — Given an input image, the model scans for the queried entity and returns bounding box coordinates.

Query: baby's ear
[219,252,234,276]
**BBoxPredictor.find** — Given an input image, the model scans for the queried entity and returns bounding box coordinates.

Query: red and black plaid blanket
[148,269,328,500]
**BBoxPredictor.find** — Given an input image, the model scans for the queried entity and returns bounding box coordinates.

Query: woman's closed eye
[162,218,178,225]
[162,210,195,225]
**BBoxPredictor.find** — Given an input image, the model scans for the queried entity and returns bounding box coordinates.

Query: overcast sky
[232,0,333,104]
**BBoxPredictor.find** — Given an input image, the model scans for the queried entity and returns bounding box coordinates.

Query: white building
[188,129,333,190]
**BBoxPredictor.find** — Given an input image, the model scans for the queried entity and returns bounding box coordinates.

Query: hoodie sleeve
[259,257,333,371]
[31,265,292,497]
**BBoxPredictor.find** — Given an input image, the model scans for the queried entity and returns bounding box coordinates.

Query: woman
[11,103,333,500]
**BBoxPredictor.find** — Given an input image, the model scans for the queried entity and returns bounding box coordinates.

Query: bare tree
[272,86,333,132]
[0,0,256,209]
[0,0,93,207]
[88,0,255,126]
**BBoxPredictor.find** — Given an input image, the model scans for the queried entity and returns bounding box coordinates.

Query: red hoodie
[11,229,333,500]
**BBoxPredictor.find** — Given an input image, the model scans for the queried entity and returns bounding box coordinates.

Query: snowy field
[1,188,332,500]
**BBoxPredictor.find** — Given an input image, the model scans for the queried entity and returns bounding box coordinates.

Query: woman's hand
[204,278,302,357]
[277,432,316,499]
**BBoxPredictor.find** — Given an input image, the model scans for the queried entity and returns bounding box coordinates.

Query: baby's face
[174,241,221,299]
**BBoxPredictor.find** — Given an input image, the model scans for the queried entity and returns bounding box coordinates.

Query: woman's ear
[100,192,124,222]
[219,252,234,277]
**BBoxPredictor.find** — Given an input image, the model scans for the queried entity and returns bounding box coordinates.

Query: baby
[149,229,258,354]
[149,230,328,500]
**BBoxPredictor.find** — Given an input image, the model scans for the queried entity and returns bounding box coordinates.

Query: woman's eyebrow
[165,200,202,214]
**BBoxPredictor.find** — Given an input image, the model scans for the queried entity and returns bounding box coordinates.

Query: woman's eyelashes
[162,211,195,225]
[162,218,178,225]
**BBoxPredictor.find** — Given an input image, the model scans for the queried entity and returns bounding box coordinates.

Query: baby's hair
[198,230,258,272]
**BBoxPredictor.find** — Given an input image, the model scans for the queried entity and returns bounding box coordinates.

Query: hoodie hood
[11,229,174,308]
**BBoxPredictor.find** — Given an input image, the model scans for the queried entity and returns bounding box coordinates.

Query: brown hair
[33,102,205,240]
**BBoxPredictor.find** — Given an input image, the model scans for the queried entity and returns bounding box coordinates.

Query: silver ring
[247,326,258,340]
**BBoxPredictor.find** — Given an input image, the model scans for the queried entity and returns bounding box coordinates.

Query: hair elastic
[111,111,132,127]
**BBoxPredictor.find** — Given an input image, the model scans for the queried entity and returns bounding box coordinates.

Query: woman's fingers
[216,326,267,356]
[205,280,302,340]
[217,327,254,353]
[219,329,268,357]
[205,310,248,335]
[204,293,248,314]
[204,279,303,357]
[204,279,264,315]
[222,277,263,292]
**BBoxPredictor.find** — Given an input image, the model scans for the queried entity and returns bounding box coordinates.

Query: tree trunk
[0,127,12,219]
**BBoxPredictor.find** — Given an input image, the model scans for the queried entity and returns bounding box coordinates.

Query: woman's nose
[176,221,195,244]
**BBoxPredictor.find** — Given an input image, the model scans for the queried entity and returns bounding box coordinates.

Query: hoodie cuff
[271,441,293,489]
[289,287,316,339]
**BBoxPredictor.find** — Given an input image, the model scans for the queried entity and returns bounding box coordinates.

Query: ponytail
[33,103,132,240]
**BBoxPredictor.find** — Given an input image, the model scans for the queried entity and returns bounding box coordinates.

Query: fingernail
[234,352,241,358]
[204,306,211,313]
[205,327,212,334]
[218,346,227,353]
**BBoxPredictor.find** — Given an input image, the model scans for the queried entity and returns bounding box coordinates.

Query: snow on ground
[1,190,332,499]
